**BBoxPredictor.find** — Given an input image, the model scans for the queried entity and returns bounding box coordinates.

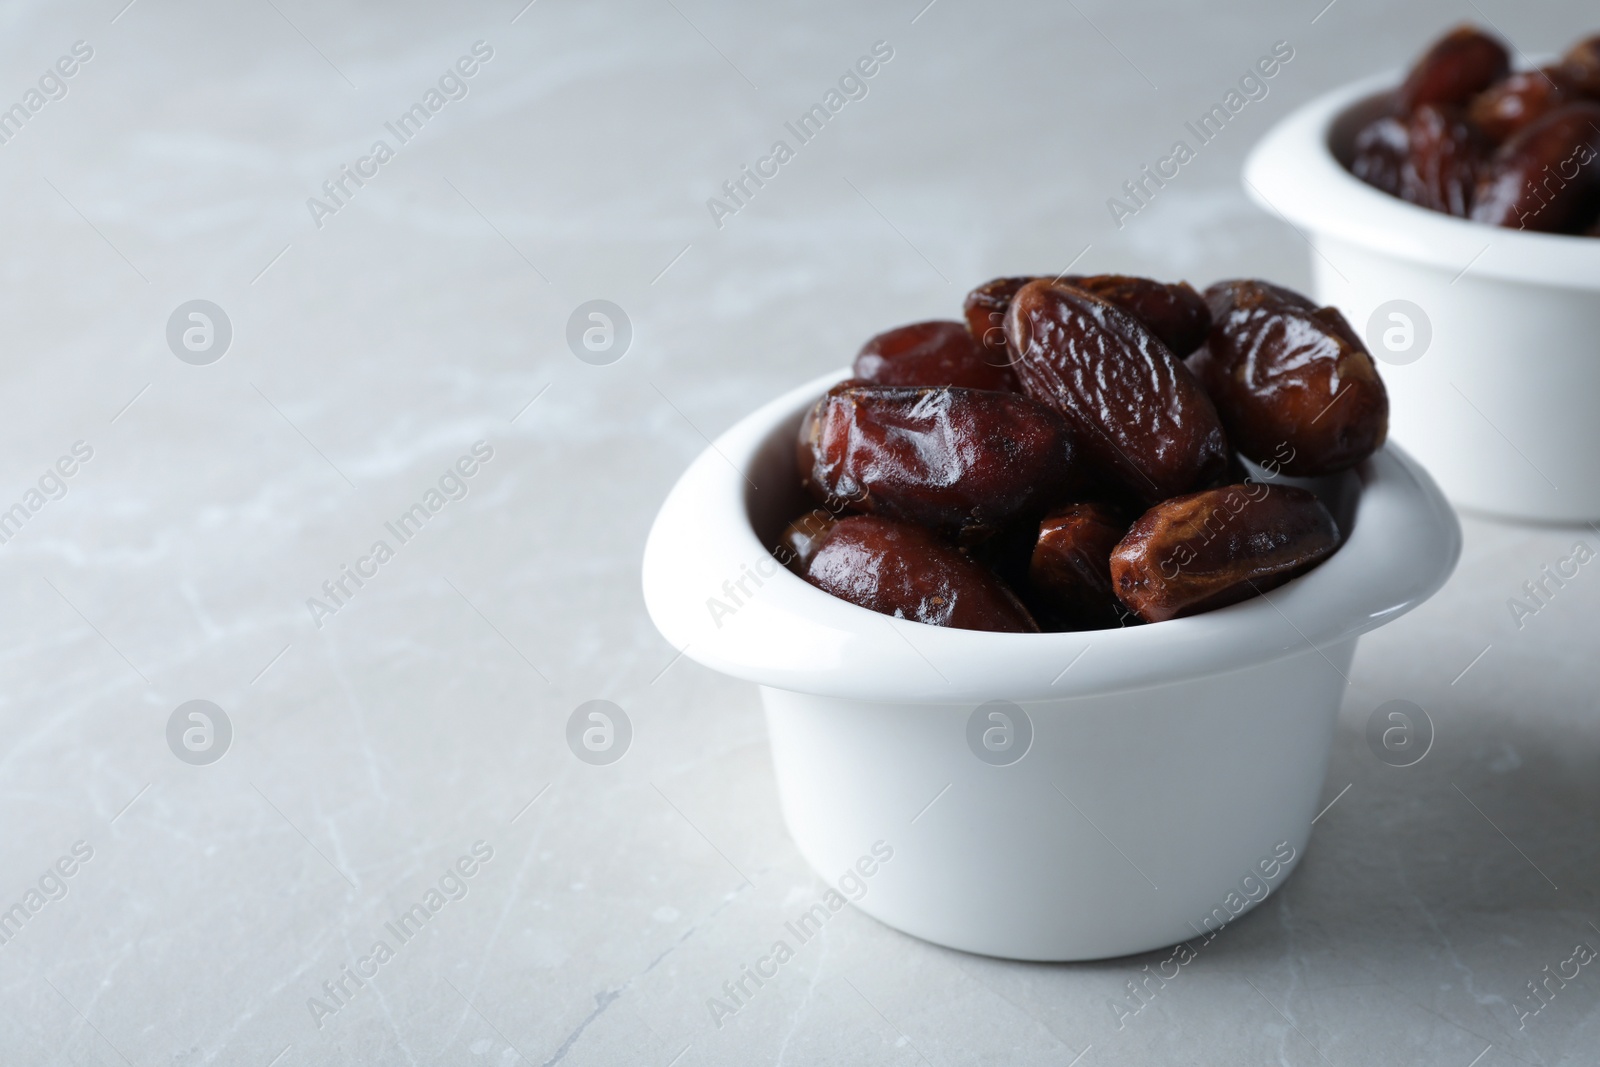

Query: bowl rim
[640,368,1462,705]
[1244,66,1600,288]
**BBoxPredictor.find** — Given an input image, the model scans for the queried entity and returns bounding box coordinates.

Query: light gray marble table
[0,0,1595,1063]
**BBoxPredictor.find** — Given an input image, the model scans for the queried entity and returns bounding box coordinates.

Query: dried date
[1468,68,1574,143]
[1350,113,1410,198]
[797,383,1082,541]
[1397,25,1510,113]
[1028,502,1133,631]
[963,277,1037,360]
[1193,280,1388,476]
[775,509,838,575]
[1559,34,1600,98]
[1109,483,1339,623]
[1348,27,1600,233]
[1401,104,1491,216]
[853,320,1018,392]
[966,275,1211,360]
[804,515,1039,632]
[1005,279,1230,503]
[1471,102,1600,232]
[1058,275,1213,358]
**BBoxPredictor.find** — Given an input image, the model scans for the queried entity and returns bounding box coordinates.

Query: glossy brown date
[1468,68,1574,143]
[797,383,1081,541]
[1471,102,1600,232]
[1352,100,1491,219]
[1559,34,1600,98]
[1351,27,1600,233]
[775,509,837,575]
[965,275,1211,360]
[1401,104,1491,216]
[853,320,1019,392]
[1396,25,1510,113]
[1058,275,1212,358]
[1028,502,1133,631]
[803,514,1039,632]
[1109,483,1339,623]
[1005,279,1230,504]
[1193,280,1388,476]
[963,277,1036,359]
[1350,114,1411,198]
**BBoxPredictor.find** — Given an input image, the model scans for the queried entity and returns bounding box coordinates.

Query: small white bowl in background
[1246,69,1600,523]
[641,369,1459,960]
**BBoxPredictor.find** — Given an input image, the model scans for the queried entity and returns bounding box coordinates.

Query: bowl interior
[745,405,814,553]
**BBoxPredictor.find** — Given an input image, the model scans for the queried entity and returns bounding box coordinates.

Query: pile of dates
[775,274,1390,633]
[1348,24,1600,234]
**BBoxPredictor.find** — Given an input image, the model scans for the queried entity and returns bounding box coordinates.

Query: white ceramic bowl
[1246,68,1600,523]
[641,369,1460,960]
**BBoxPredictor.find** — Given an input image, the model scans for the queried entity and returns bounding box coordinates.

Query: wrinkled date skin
[1472,102,1600,232]
[963,277,1036,359]
[1402,104,1492,216]
[1560,35,1600,98]
[1193,280,1388,476]
[853,320,1019,392]
[1468,68,1575,143]
[1029,502,1133,631]
[797,383,1081,541]
[775,509,837,575]
[804,515,1039,632]
[1350,27,1600,234]
[965,275,1211,360]
[1058,275,1212,358]
[1350,114,1411,198]
[1110,483,1339,623]
[1005,279,1230,503]
[1397,25,1510,112]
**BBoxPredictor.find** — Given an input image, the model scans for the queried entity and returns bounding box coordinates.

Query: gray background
[0,0,1595,1063]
